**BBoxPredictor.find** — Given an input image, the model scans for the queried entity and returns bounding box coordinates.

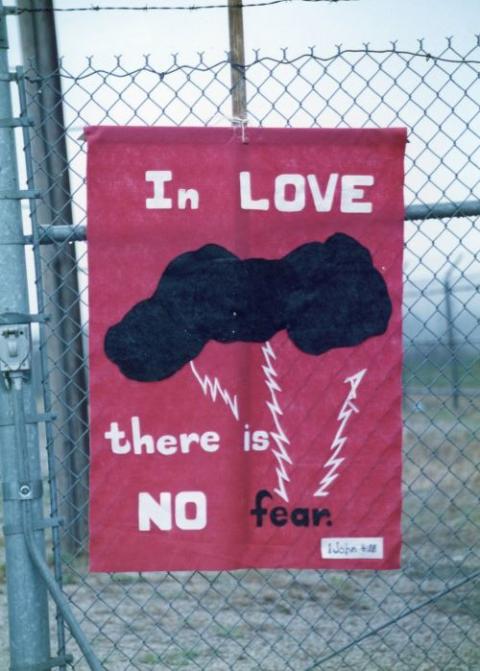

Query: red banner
[87,126,406,571]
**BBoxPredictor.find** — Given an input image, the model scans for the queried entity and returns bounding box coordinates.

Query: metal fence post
[444,266,460,409]
[0,4,51,668]
[18,0,90,556]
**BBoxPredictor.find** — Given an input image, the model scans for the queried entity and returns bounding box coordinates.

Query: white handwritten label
[321,537,384,559]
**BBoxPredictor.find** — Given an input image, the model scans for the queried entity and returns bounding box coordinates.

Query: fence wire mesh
[6,38,480,670]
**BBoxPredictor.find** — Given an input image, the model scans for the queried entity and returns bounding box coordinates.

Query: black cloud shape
[104,233,392,382]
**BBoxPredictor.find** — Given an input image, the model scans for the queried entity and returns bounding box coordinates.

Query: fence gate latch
[0,323,31,376]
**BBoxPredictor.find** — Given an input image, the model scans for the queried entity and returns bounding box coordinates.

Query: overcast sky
[7,0,480,66]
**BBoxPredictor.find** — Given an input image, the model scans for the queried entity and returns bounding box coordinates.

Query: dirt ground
[0,392,479,670]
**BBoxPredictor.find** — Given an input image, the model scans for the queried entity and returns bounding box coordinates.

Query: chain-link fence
[1,36,479,670]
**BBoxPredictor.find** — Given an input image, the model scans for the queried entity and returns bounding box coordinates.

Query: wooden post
[228,0,248,120]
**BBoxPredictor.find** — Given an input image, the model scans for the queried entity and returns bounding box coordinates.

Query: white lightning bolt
[314,368,367,497]
[190,361,239,421]
[261,341,292,502]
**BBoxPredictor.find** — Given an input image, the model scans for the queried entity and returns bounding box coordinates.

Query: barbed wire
[20,47,480,82]
[9,0,358,13]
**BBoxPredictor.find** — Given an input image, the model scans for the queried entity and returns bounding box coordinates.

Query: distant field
[404,352,480,390]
